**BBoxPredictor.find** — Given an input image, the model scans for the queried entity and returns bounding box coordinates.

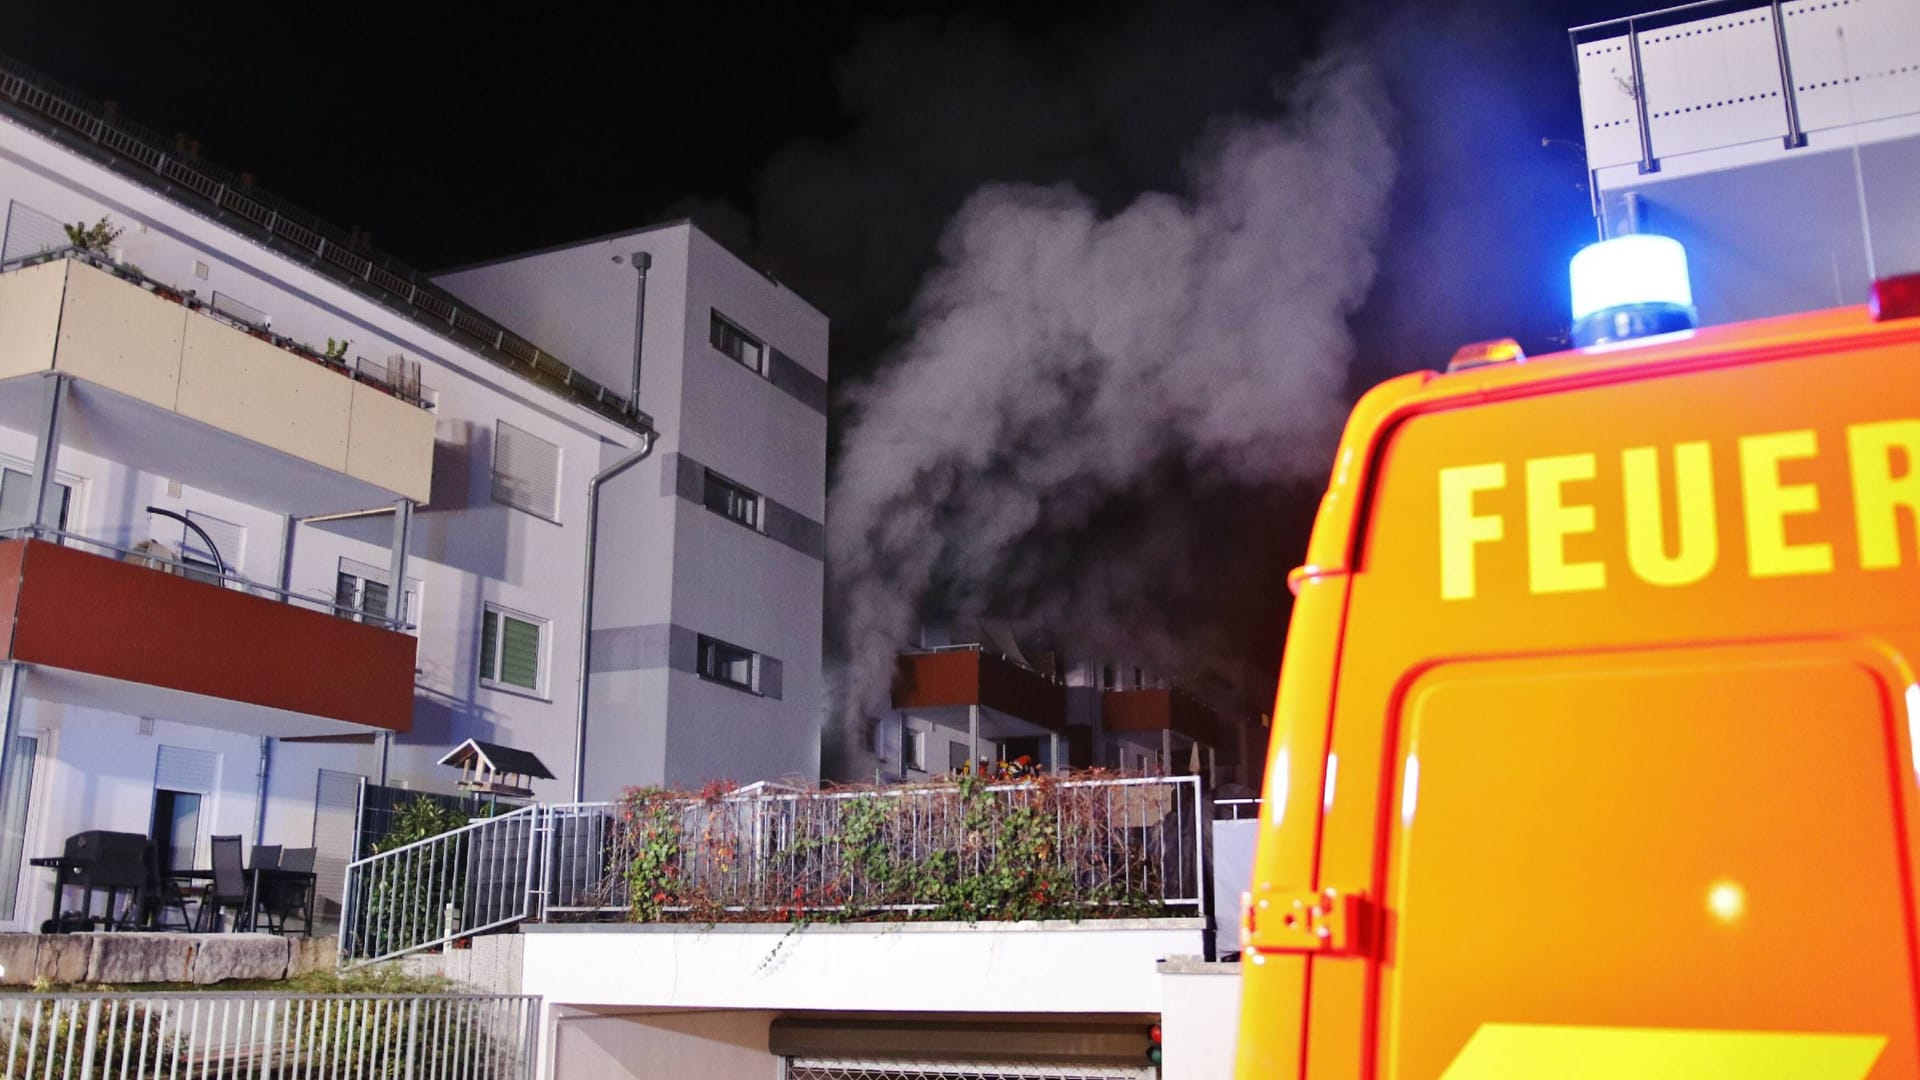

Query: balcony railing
[339,776,1209,967]
[0,50,653,435]
[1571,0,1920,178]
[0,524,412,632]
[1,247,434,412]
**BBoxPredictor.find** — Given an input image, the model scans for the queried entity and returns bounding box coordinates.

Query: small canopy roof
[437,738,555,799]
[437,739,555,778]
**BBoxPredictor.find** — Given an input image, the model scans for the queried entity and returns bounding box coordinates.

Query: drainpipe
[628,252,652,415]
[251,736,271,845]
[571,428,660,802]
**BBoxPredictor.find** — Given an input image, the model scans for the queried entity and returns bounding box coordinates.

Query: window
[480,605,546,694]
[696,634,759,693]
[703,469,762,530]
[151,745,217,874]
[179,511,243,587]
[709,311,767,375]
[491,420,562,520]
[906,730,928,773]
[335,558,421,628]
[0,468,70,533]
[0,734,38,920]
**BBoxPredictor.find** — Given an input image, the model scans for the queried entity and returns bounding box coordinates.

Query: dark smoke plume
[827,53,1397,722]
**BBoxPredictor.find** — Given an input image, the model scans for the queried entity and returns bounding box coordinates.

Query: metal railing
[0,524,415,632]
[0,992,537,1080]
[339,807,543,966]
[340,776,1208,967]
[0,247,436,411]
[0,50,652,435]
[581,775,1206,918]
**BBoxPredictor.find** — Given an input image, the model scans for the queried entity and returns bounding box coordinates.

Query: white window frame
[905,729,928,773]
[479,602,549,698]
[335,558,422,631]
[0,460,81,536]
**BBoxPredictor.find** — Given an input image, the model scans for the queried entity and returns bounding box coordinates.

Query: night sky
[7,0,1664,719]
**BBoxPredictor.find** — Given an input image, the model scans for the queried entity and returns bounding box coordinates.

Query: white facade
[526,920,1210,1079]
[0,74,825,931]
[438,226,828,797]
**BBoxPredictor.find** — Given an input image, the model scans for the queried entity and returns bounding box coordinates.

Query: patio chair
[198,834,250,932]
[248,844,282,871]
[134,842,197,931]
[258,846,315,936]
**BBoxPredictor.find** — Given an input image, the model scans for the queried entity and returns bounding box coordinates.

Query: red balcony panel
[0,539,412,732]
[1103,687,1221,747]
[892,649,1066,731]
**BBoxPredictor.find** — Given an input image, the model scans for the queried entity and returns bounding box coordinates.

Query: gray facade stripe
[669,624,701,676]
[768,348,829,415]
[587,623,700,676]
[662,452,705,500]
[664,451,824,563]
[590,622,783,701]
[763,501,825,561]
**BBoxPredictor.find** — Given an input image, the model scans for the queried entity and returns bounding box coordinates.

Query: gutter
[571,429,660,802]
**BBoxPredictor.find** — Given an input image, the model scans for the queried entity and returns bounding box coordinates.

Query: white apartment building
[437,227,827,798]
[0,54,825,932]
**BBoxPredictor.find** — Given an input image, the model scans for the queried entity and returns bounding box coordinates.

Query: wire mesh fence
[577,775,1205,923]
[0,992,537,1080]
[341,775,1208,966]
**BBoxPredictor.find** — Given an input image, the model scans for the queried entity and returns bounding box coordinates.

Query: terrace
[338,773,1214,966]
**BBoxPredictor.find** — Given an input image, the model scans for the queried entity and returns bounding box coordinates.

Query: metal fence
[577,775,1206,919]
[340,776,1207,967]
[339,807,542,966]
[0,992,538,1079]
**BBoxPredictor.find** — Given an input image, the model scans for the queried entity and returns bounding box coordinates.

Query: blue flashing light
[1569,234,1697,347]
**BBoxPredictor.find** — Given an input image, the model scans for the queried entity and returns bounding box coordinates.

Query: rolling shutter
[492,420,561,520]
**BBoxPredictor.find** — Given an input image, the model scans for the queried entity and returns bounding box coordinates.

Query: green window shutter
[480,609,499,681]
[499,615,542,690]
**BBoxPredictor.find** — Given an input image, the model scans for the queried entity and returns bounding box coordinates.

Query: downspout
[571,428,659,802]
[251,736,271,845]
[628,252,651,414]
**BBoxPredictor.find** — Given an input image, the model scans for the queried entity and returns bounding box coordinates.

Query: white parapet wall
[1159,956,1243,1080]
[525,918,1212,1080]
[525,918,1205,1014]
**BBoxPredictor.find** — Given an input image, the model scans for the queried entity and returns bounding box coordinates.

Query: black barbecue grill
[31,831,153,932]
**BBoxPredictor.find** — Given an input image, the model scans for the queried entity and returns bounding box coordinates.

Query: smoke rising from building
[826,53,1397,724]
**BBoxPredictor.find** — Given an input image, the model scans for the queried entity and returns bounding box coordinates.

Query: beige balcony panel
[347,381,434,503]
[53,261,187,408]
[0,260,66,380]
[176,313,354,473]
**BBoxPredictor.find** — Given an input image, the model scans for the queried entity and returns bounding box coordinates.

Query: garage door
[786,1061,1154,1080]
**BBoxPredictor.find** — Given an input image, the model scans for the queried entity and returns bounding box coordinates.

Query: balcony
[1573,0,1920,183]
[0,252,433,510]
[1103,687,1221,748]
[0,535,414,735]
[892,646,1066,730]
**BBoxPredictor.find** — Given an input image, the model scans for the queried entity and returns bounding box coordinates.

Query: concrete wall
[550,1008,780,1080]
[523,919,1205,1015]
[1159,958,1242,1080]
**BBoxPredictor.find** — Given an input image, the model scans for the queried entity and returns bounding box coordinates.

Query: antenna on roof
[1837,25,1880,282]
